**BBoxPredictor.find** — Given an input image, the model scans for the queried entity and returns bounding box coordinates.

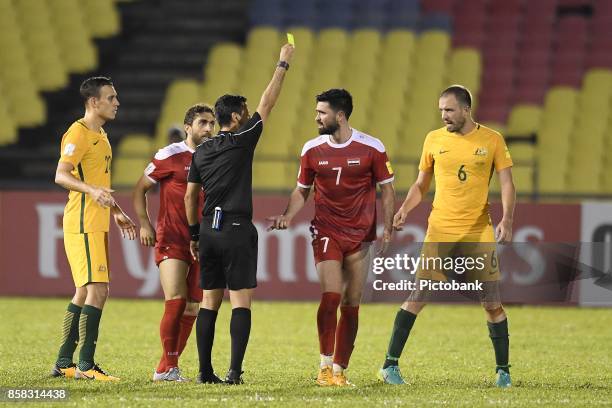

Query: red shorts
[155,245,202,302]
[311,233,365,264]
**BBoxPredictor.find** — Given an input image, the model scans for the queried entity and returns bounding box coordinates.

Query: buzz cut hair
[440,85,472,108]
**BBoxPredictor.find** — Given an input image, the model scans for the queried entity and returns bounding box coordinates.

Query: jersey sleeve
[59,128,88,168]
[418,133,434,172]
[297,149,315,188]
[237,112,264,149]
[144,154,173,183]
[187,151,201,184]
[493,133,513,171]
[372,148,394,184]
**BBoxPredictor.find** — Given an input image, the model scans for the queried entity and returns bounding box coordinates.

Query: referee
[185,43,295,384]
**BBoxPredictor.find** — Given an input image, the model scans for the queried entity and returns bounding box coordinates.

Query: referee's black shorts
[198,215,258,291]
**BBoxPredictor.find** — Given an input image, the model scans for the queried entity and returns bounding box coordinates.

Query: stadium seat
[112,157,150,188]
[46,0,98,74]
[118,134,155,158]
[0,84,17,145]
[156,79,202,146]
[392,163,418,192]
[10,0,68,91]
[445,48,481,94]
[80,0,120,38]
[506,105,542,137]
[512,165,534,195]
[508,144,535,163]
[252,160,296,190]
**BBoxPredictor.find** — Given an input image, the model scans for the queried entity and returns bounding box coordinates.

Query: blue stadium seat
[317,0,354,29]
[250,0,283,27]
[387,0,420,28]
[419,12,452,32]
[285,0,317,27]
[352,0,389,29]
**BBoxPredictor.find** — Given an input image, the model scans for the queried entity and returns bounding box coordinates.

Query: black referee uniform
[187,112,263,291]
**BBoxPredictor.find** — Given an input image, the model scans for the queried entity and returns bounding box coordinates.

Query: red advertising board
[0,191,582,302]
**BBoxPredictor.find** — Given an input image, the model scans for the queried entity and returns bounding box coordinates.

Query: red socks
[317,292,341,356]
[157,299,186,373]
[333,305,359,368]
[177,314,196,356]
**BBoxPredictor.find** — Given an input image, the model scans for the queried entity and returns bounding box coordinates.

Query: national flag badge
[347,158,360,166]
[386,161,394,175]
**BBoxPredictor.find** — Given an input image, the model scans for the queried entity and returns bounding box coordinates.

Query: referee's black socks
[230,307,251,373]
[196,308,218,376]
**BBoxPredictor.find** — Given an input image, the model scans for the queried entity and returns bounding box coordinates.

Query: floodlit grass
[0,298,610,406]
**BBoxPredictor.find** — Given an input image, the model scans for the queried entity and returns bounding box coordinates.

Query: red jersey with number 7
[297,129,394,243]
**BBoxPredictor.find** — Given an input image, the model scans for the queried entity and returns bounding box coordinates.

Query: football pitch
[0,298,610,407]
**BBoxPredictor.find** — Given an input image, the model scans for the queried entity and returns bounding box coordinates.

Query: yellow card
[287,32,295,46]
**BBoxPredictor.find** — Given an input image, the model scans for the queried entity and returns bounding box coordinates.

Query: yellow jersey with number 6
[59,120,112,233]
[418,124,512,235]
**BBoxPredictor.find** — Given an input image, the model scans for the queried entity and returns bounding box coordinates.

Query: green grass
[0,298,611,407]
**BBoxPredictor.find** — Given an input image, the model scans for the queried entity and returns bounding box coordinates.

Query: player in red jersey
[133,103,214,382]
[268,89,396,386]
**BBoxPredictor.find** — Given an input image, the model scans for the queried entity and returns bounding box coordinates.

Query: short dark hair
[80,76,113,105]
[316,88,353,119]
[184,103,214,126]
[214,94,247,127]
[440,85,472,108]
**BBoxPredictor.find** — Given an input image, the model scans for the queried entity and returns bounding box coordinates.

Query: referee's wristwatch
[277,60,290,70]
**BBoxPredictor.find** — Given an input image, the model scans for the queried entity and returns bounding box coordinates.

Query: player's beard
[446,116,465,133]
[318,120,339,135]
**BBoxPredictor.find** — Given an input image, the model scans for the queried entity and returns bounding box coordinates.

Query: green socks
[383,309,417,368]
[77,305,103,371]
[56,303,82,368]
[487,318,510,374]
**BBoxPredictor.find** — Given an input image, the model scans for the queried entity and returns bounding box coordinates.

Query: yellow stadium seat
[506,105,541,136]
[252,160,295,191]
[112,157,150,188]
[446,47,481,94]
[392,163,417,192]
[47,0,98,73]
[539,87,578,131]
[512,165,534,195]
[156,79,201,144]
[537,158,568,194]
[80,0,120,38]
[0,86,17,145]
[582,68,612,96]
[118,134,155,158]
[11,0,68,91]
[508,143,535,163]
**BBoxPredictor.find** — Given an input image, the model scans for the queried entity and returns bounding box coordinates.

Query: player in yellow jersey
[378,86,515,388]
[50,77,136,381]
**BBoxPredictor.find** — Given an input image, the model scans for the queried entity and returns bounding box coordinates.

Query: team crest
[347,158,360,166]
[474,147,488,156]
[98,265,107,272]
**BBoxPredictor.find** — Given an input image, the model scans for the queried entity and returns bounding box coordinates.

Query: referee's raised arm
[255,43,295,123]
